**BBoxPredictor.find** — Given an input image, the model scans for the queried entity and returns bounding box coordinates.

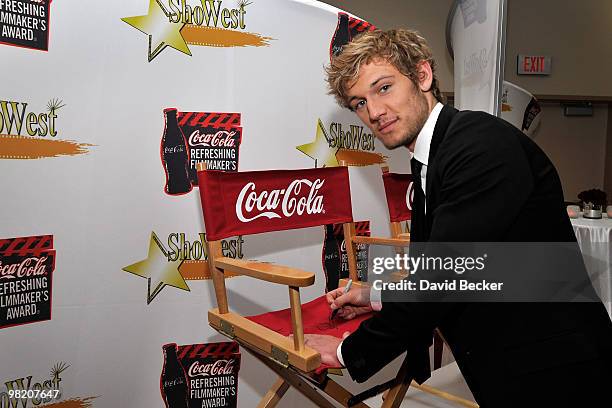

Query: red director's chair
[196,163,420,407]
[197,163,478,407]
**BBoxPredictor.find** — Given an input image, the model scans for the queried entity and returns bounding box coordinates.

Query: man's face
[345,58,430,150]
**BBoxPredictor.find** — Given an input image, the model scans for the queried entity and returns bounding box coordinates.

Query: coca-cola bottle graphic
[161,108,192,195]
[330,12,351,59]
[161,343,189,408]
[323,224,342,292]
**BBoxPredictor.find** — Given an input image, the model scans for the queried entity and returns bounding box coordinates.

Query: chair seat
[247,295,372,373]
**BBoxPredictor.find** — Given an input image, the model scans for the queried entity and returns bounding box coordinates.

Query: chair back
[198,166,353,240]
[380,165,414,237]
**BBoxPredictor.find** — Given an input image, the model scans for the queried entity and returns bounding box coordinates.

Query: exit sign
[517,55,552,75]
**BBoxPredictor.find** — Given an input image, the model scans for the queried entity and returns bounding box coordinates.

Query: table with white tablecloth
[571,214,612,317]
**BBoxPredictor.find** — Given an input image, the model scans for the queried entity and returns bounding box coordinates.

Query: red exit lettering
[522,56,546,73]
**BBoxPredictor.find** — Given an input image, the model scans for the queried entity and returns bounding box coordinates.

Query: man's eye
[380,84,391,94]
[353,100,366,111]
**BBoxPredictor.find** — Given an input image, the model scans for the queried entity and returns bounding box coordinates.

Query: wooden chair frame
[197,162,477,407]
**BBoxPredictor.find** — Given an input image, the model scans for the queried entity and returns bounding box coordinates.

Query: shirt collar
[412,102,443,166]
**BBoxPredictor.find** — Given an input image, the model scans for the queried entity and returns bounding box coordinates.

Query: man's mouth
[378,118,398,134]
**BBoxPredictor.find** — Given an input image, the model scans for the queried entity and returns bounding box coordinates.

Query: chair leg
[381,357,412,408]
[257,377,290,408]
[433,330,444,370]
[248,349,337,408]
[320,377,371,408]
[410,382,479,408]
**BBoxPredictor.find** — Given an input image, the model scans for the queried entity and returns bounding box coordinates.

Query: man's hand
[326,286,372,320]
[299,332,350,367]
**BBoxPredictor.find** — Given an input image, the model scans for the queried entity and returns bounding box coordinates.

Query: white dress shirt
[336,102,444,366]
[411,102,443,213]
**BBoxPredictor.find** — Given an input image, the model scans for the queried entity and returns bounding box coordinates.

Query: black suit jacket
[342,106,612,407]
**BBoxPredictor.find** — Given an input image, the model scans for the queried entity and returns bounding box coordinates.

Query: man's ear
[416,60,433,93]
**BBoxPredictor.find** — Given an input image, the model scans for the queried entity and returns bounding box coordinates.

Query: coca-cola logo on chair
[198,167,353,241]
[236,179,325,222]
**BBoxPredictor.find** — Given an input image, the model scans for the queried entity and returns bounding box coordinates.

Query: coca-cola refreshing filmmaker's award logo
[323,221,370,291]
[0,235,55,329]
[0,0,52,51]
[160,109,242,196]
[161,342,240,408]
[122,232,244,304]
[329,12,375,59]
[122,0,272,62]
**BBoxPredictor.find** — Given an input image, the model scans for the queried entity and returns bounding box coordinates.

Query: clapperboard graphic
[0,0,52,51]
[177,342,241,408]
[178,111,242,185]
[0,235,55,329]
[330,12,376,59]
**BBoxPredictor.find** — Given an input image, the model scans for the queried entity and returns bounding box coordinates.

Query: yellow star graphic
[297,119,339,167]
[123,231,190,304]
[122,0,191,62]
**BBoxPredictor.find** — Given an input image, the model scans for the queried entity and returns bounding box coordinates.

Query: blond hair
[326,29,444,109]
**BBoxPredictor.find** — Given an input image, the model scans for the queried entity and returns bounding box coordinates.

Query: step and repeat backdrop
[0,1,415,407]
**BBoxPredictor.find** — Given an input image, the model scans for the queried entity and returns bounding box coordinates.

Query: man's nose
[367,99,385,123]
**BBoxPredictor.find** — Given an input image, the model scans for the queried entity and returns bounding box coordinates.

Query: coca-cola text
[236,179,325,222]
[0,257,48,280]
[189,130,236,148]
[188,359,236,377]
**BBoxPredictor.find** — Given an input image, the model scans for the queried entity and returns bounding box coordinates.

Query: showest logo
[122,0,271,62]
[236,179,325,222]
[0,100,58,137]
[328,122,375,152]
[168,0,246,28]
[297,118,383,168]
[0,98,93,160]
[123,232,244,304]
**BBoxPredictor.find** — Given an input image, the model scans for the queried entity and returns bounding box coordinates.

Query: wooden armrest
[397,232,410,239]
[214,257,315,287]
[338,278,369,289]
[209,309,320,372]
[352,236,409,247]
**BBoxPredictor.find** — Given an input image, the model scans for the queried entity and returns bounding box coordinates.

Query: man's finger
[333,293,351,308]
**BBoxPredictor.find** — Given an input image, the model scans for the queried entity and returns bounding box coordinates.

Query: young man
[303,29,611,407]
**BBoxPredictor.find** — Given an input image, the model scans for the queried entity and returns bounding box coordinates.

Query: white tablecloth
[571,214,612,317]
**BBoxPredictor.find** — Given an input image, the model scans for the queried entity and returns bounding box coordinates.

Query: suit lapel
[423,105,458,239]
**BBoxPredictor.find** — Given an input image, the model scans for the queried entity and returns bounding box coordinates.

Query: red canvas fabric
[198,168,353,241]
[247,295,372,372]
[382,172,414,222]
